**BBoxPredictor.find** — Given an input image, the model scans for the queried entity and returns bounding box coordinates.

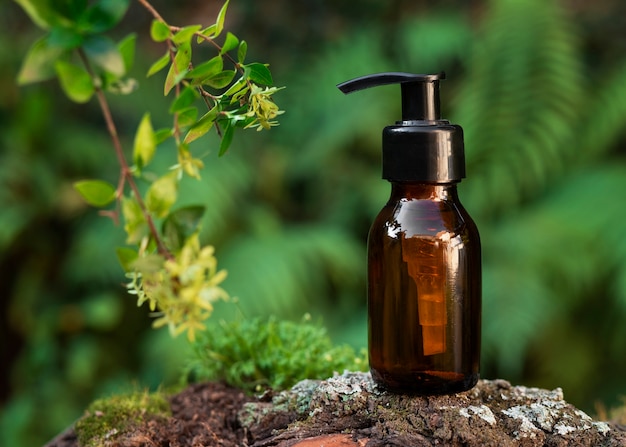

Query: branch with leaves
[14,0,284,341]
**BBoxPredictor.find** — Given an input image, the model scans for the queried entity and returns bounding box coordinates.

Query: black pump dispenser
[337,72,465,183]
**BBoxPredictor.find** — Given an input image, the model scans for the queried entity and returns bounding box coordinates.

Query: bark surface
[46,372,626,447]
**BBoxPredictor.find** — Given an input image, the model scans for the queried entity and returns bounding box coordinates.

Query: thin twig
[78,49,172,259]
[136,0,165,23]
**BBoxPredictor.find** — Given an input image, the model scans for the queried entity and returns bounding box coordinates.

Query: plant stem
[78,49,171,259]
[135,0,245,77]
[135,0,165,23]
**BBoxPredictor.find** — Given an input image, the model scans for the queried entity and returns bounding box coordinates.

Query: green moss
[187,315,368,394]
[74,389,171,447]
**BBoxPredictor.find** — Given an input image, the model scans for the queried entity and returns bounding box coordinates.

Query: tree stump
[242,372,626,447]
[46,372,626,447]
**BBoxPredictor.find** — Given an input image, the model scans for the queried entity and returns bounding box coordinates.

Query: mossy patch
[188,316,368,394]
[74,389,171,447]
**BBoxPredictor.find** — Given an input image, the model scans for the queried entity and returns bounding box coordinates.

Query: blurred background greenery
[2,0,626,445]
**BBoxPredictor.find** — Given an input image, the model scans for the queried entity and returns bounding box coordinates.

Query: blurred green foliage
[2,0,626,445]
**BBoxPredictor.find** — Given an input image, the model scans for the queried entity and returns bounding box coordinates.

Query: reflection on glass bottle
[401,234,447,356]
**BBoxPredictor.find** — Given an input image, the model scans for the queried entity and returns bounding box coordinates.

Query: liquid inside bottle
[368,182,481,394]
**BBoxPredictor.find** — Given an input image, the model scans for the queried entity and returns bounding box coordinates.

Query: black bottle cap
[337,72,465,183]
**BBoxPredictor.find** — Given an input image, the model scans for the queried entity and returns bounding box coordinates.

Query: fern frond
[455,0,584,219]
[219,225,364,318]
[482,164,626,376]
[176,152,253,242]
[278,30,391,174]
[577,60,626,160]
[482,263,558,376]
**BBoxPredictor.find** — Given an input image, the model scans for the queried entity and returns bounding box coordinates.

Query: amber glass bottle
[368,181,481,394]
[338,72,481,395]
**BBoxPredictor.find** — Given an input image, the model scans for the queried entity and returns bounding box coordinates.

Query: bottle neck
[389,182,459,201]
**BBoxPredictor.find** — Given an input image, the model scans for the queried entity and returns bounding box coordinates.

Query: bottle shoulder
[371,197,478,240]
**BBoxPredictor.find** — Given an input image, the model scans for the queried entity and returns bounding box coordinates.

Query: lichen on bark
[242,372,626,447]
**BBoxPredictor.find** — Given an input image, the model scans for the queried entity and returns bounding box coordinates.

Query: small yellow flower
[177,147,204,179]
[245,84,284,131]
[128,234,229,341]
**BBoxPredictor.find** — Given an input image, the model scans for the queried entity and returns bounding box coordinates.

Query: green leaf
[18,36,67,84]
[166,69,190,96]
[224,77,247,97]
[133,113,157,169]
[51,0,88,22]
[155,128,173,144]
[164,42,191,95]
[55,60,94,103]
[146,172,179,219]
[131,254,165,274]
[83,35,125,77]
[74,180,116,207]
[187,56,223,84]
[172,25,202,45]
[177,107,199,128]
[162,206,206,251]
[118,33,136,74]
[245,62,273,85]
[150,20,171,42]
[219,121,234,156]
[106,77,138,95]
[122,196,148,244]
[82,0,130,33]
[184,106,219,144]
[214,0,230,38]
[198,24,217,41]
[205,70,235,89]
[230,84,250,103]
[169,86,198,114]
[116,246,138,272]
[237,40,247,64]
[48,26,83,49]
[220,32,239,55]
[147,52,170,77]
[13,0,59,29]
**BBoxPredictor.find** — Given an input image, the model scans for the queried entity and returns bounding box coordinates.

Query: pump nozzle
[337,71,464,182]
[337,72,445,121]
